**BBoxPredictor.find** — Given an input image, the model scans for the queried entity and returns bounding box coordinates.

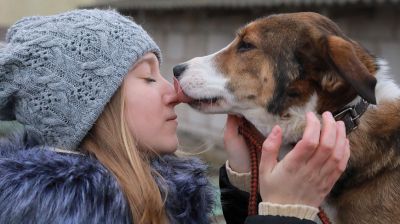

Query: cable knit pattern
[258,202,319,221]
[225,160,252,192]
[0,9,161,151]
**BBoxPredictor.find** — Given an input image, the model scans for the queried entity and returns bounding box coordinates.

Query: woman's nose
[163,80,180,106]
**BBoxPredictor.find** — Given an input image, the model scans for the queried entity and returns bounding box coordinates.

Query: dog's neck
[331,59,400,197]
[241,93,319,145]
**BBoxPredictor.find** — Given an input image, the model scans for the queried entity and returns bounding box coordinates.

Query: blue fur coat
[0,132,215,224]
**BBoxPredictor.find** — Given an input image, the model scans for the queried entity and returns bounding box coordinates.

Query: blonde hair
[80,86,168,224]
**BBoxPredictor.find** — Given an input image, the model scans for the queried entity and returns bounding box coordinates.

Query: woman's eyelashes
[144,77,156,83]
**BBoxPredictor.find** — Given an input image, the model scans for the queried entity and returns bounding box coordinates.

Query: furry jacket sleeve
[0,132,215,224]
[219,164,316,224]
[0,141,132,224]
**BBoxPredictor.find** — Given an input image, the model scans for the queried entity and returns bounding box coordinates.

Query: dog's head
[174,12,377,142]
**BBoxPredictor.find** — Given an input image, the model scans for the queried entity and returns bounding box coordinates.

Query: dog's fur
[174,12,400,224]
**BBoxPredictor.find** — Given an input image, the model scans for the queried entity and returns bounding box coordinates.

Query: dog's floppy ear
[324,36,377,104]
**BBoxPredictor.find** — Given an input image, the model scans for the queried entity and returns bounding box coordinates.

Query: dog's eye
[237,41,255,52]
[287,90,300,98]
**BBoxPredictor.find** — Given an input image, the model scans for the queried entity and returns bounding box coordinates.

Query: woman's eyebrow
[130,56,157,70]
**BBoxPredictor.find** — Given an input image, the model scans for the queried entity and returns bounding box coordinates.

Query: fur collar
[151,155,215,224]
[0,131,215,223]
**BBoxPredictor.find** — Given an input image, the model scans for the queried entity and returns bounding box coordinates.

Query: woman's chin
[156,138,179,155]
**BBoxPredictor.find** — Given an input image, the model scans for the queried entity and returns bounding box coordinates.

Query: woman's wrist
[226,157,251,173]
[258,202,319,221]
[225,160,251,192]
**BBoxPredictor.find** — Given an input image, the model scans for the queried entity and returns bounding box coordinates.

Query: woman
[0,9,349,224]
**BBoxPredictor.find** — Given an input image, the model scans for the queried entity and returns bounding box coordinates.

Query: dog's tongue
[174,77,193,103]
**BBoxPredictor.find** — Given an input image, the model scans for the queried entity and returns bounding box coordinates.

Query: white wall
[0,0,96,27]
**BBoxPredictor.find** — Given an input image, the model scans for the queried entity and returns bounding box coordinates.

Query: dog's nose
[173,64,187,79]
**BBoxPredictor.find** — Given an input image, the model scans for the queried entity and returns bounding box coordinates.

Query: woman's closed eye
[144,77,156,83]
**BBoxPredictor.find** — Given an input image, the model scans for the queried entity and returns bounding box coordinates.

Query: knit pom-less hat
[0,9,161,151]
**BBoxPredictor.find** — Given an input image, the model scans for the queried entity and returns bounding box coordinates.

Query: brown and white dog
[173,12,400,224]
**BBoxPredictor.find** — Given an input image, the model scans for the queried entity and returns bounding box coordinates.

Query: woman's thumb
[259,125,282,174]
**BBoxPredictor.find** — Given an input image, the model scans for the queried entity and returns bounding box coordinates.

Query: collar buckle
[333,99,369,134]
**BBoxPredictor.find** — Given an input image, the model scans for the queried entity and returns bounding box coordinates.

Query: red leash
[237,118,331,223]
[237,118,262,215]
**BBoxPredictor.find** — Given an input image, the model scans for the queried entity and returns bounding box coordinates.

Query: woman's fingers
[283,112,320,168]
[224,114,240,139]
[258,115,327,207]
[334,121,347,163]
[339,139,351,171]
[324,139,350,190]
[224,114,251,173]
[306,114,343,169]
[259,125,282,174]
[224,114,245,148]
[318,121,347,177]
[258,111,351,207]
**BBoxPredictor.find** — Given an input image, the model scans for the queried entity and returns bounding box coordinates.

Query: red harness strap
[237,118,331,224]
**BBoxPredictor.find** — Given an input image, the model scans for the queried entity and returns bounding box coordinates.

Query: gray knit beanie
[0,9,161,151]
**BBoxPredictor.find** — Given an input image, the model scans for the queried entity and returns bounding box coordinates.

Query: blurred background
[1,0,399,223]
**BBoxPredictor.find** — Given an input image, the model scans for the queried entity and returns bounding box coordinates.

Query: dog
[173,12,400,224]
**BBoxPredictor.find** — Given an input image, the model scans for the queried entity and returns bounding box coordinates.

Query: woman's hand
[223,114,251,173]
[259,112,350,207]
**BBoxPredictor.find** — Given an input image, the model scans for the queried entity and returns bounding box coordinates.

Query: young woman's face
[124,53,179,154]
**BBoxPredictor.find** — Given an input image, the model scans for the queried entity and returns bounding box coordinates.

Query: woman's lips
[166,114,177,121]
[173,77,193,103]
